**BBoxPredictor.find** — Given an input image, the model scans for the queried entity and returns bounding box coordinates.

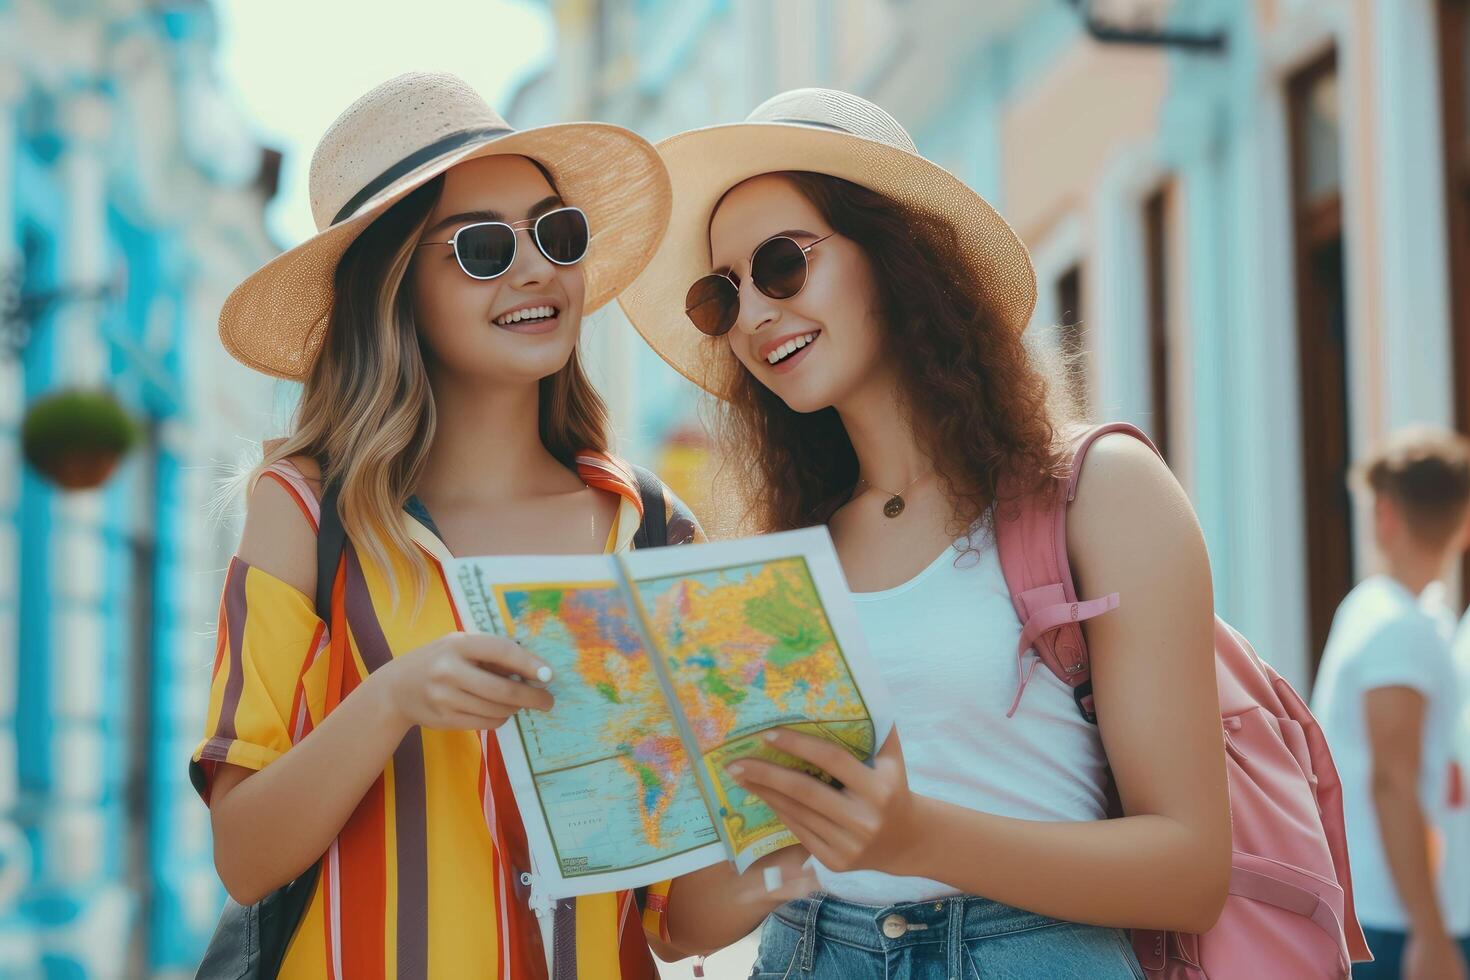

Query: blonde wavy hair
[255,174,611,606]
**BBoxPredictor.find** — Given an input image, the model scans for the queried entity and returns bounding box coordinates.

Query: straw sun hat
[618,87,1037,399]
[220,71,672,380]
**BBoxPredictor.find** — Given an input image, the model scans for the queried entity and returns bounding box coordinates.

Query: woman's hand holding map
[378,632,556,733]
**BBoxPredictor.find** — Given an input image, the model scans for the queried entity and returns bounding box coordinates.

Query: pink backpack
[995,422,1373,979]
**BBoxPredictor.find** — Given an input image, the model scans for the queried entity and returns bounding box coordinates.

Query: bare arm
[1365,686,1444,936]
[210,684,409,904]
[1366,686,1469,980]
[731,435,1232,934]
[658,846,818,956]
[209,476,554,904]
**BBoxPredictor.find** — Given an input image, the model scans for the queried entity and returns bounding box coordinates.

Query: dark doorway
[1438,0,1470,598]
[1056,264,1088,416]
[1288,50,1354,678]
[1144,187,1171,460]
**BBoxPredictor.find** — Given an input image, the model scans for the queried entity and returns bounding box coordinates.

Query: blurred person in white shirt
[1312,429,1470,980]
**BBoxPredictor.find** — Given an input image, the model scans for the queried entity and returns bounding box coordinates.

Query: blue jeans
[1352,927,1470,979]
[749,894,1145,980]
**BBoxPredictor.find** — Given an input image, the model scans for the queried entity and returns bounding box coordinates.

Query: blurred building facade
[1,0,279,976]
[519,0,1469,693]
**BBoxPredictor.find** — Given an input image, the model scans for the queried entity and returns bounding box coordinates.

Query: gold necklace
[855,470,929,519]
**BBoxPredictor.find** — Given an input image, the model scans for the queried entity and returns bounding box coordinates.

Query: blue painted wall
[4,9,226,974]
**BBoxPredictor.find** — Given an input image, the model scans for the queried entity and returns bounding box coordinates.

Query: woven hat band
[331,124,514,226]
[765,118,854,135]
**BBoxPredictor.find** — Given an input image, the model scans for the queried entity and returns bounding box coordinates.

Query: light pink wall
[1000,40,1170,247]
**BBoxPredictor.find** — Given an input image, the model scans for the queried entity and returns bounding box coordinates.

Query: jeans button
[881,913,908,939]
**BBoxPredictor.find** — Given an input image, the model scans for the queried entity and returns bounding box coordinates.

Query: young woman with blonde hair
[192,72,695,980]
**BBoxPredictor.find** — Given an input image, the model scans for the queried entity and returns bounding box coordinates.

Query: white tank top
[814,525,1111,904]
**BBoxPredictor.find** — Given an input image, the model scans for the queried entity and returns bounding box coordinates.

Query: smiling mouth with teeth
[494,304,559,327]
[765,331,820,365]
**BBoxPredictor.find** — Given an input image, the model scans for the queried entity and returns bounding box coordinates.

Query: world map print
[636,557,876,857]
[497,584,718,877]
[448,529,891,896]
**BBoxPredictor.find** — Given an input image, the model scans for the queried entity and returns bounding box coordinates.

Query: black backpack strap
[315,478,346,619]
[256,864,321,978]
[630,465,668,550]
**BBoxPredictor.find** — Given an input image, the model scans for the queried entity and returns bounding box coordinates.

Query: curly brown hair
[709,171,1078,536]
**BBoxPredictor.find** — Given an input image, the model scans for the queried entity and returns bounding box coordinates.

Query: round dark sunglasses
[416,206,590,280]
[684,233,834,336]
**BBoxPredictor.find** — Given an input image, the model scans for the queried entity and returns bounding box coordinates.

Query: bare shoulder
[1066,432,1210,591]
[1072,432,1174,505]
[235,458,319,599]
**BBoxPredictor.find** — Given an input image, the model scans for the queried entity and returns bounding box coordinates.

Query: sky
[214,0,555,247]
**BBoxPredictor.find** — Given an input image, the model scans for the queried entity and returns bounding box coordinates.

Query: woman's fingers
[438,687,515,727]
[452,633,553,681]
[762,802,842,871]
[432,710,513,732]
[762,728,876,788]
[735,773,862,856]
[730,757,850,817]
[741,848,820,902]
[764,863,821,902]
[451,655,555,712]
[390,634,555,732]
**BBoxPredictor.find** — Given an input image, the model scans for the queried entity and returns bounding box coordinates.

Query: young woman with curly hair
[618,89,1231,979]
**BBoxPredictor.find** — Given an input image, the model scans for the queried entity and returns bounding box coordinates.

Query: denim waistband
[770,893,1080,974]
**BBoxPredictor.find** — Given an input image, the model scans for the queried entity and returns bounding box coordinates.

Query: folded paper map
[445,527,894,900]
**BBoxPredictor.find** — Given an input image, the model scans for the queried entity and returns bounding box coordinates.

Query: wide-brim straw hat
[618,87,1036,399]
[220,71,672,380]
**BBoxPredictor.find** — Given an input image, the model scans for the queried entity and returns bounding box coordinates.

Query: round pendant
[882,495,906,518]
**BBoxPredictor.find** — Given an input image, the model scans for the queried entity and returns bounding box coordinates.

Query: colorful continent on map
[500,585,708,860]
[637,558,875,852]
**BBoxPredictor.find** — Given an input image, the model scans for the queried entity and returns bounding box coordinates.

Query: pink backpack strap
[995,422,1161,721]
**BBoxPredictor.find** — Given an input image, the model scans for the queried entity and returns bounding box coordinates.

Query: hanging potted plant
[21,388,140,490]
